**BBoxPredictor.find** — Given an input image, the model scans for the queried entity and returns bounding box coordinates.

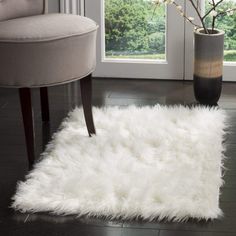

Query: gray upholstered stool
[0,0,98,167]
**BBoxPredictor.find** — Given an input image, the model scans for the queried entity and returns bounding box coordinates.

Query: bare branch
[188,0,208,33]
[216,7,236,17]
[202,0,224,19]
[211,0,216,31]
[173,2,202,28]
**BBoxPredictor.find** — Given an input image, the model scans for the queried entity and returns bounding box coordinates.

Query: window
[105,0,166,60]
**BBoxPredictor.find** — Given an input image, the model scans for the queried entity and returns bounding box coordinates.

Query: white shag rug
[12,105,227,222]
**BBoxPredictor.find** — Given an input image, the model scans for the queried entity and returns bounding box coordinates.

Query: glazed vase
[193,28,225,105]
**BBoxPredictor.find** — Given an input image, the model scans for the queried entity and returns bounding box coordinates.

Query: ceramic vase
[194,28,225,105]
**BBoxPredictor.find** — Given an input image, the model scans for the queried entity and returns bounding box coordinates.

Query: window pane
[205,0,236,62]
[105,0,166,60]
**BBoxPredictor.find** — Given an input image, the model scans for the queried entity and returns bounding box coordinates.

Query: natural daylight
[105,0,236,61]
[1,0,236,235]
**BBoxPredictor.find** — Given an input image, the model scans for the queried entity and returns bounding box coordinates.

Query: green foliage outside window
[205,0,236,61]
[105,0,236,61]
[105,0,165,57]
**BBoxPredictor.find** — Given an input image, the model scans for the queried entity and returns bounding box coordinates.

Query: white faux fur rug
[12,105,227,221]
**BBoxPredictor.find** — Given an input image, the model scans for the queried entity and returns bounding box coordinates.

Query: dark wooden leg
[40,87,50,122]
[19,88,35,167]
[80,74,96,136]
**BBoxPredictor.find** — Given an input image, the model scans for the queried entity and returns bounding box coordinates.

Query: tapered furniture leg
[19,88,35,167]
[0,11,98,166]
[40,87,50,122]
[80,74,96,136]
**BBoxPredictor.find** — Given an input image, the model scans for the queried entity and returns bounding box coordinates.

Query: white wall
[48,0,60,13]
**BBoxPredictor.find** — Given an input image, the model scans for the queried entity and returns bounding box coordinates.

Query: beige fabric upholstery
[0,14,98,87]
[0,0,45,21]
[0,13,98,42]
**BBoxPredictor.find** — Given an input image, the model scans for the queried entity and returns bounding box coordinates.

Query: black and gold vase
[194,28,225,105]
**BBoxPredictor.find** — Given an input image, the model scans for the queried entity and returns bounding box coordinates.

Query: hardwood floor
[0,78,236,236]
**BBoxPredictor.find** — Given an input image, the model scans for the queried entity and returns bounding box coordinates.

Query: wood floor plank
[122,228,159,236]
[159,230,236,236]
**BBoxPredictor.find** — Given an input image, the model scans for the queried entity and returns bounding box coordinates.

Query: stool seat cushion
[0,13,97,42]
[0,13,98,87]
